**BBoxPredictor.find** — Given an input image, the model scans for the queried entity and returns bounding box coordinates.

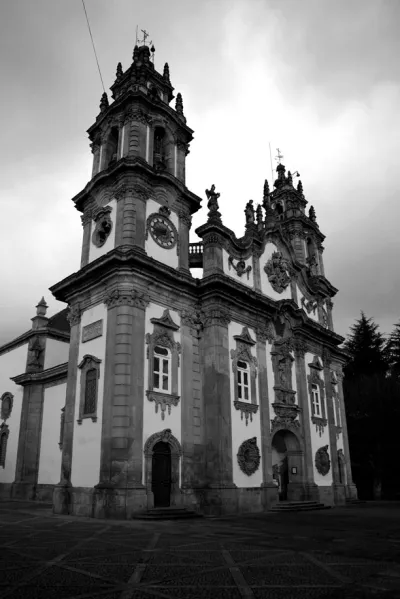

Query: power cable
[81,0,106,94]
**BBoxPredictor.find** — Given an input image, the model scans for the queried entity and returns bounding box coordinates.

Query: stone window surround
[307,355,327,435]
[230,327,259,425]
[0,392,14,421]
[0,423,10,468]
[77,354,102,424]
[145,309,181,421]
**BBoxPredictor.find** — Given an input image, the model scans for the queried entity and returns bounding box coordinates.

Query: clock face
[149,215,177,249]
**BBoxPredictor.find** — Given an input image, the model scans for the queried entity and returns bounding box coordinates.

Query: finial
[163,62,171,82]
[245,200,255,226]
[133,44,139,61]
[205,185,222,223]
[308,206,317,222]
[297,180,304,196]
[36,297,48,317]
[99,92,109,113]
[116,62,123,79]
[263,180,270,211]
[256,204,263,229]
[287,171,293,185]
[175,92,184,116]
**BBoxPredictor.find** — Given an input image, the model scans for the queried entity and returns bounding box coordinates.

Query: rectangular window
[153,346,171,393]
[237,361,250,401]
[84,369,97,415]
[311,383,321,416]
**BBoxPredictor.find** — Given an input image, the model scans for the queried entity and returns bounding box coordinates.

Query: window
[237,361,250,401]
[153,346,171,393]
[311,383,321,416]
[106,127,119,167]
[84,369,97,415]
[0,424,9,468]
[153,127,166,169]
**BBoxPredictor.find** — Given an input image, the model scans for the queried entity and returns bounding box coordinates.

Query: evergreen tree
[343,311,388,379]
[385,320,400,379]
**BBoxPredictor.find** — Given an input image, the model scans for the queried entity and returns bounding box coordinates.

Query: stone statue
[245,200,255,225]
[205,185,222,222]
[308,254,319,276]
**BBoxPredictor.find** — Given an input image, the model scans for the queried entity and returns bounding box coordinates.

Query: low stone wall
[317,485,335,506]
[0,483,12,499]
[237,487,263,513]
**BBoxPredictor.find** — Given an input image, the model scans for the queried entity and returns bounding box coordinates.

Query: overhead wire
[81,0,106,94]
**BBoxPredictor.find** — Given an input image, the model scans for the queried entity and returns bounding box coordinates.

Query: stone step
[345,499,367,505]
[270,502,330,512]
[131,507,203,520]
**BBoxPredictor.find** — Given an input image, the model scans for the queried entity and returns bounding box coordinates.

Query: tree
[385,320,400,379]
[343,311,388,380]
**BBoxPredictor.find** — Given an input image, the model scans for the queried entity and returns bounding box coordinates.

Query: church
[0,42,357,518]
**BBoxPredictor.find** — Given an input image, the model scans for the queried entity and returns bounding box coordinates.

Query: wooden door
[152,441,171,507]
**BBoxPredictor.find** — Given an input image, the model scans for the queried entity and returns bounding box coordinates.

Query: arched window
[306,237,313,259]
[153,127,166,169]
[153,346,171,393]
[237,360,250,401]
[275,202,283,215]
[106,127,119,168]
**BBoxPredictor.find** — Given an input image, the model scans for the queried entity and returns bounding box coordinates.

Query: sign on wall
[82,320,103,343]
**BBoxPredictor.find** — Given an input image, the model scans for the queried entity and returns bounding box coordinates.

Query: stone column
[322,350,343,506]
[176,141,188,183]
[326,299,334,331]
[202,233,224,277]
[12,382,44,500]
[256,327,278,508]
[293,339,319,500]
[80,212,92,268]
[91,143,101,178]
[202,308,237,515]
[178,210,192,273]
[53,304,81,514]
[337,369,358,499]
[94,287,148,518]
[179,315,195,504]
[252,253,261,292]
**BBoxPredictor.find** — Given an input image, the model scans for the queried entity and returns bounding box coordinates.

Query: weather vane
[275,148,284,164]
[138,28,152,46]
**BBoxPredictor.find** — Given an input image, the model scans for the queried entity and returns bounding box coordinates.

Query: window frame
[0,423,10,468]
[307,356,327,435]
[77,354,101,424]
[237,360,250,401]
[153,345,172,394]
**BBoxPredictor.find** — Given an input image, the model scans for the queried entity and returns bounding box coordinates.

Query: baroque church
[0,42,357,518]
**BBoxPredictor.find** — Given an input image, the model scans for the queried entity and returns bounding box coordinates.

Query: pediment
[233,326,256,346]
[150,309,179,331]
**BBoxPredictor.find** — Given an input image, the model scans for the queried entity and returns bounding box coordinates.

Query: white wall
[38,382,66,484]
[260,242,292,301]
[88,198,117,264]
[228,322,263,488]
[0,344,27,483]
[305,352,333,485]
[145,199,179,269]
[44,338,69,370]
[71,303,107,487]
[142,303,181,485]
[222,250,254,289]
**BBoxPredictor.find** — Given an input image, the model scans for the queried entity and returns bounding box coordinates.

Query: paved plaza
[0,501,400,598]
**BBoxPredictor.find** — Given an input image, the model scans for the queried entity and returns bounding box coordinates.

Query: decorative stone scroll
[92,206,113,248]
[0,393,13,421]
[146,391,180,421]
[312,415,328,437]
[67,304,81,326]
[301,296,318,315]
[270,403,301,433]
[234,401,259,425]
[228,256,252,280]
[315,445,331,476]
[82,320,103,343]
[104,288,150,309]
[264,251,292,293]
[256,320,276,344]
[237,437,261,476]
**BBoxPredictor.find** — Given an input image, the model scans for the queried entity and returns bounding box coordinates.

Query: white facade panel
[38,382,66,484]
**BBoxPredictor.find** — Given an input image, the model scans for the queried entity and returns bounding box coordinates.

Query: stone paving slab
[1,501,400,598]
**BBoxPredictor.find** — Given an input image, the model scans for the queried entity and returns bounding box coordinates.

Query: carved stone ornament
[256,320,276,344]
[178,210,192,229]
[234,401,259,425]
[146,390,180,420]
[146,207,178,249]
[203,308,231,327]
[67,304,81,326]
[301,296,318,315]
[144,428,183,457]
[293,338,308,358]
[0,393,14,421]
[205,184,222,223]
[104,288,150,309]
[92,207,113,248]
[237,437,261,476]
[180,307,205,337]
[228,256,252,280]
[27,337,45,371]
[271,403,301,433]
[264,251,292,293]
[315,445,331,476]
[312,415,328,437]
[150,309,180,331]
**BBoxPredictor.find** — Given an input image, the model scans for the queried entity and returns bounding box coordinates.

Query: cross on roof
[138,29,150,45]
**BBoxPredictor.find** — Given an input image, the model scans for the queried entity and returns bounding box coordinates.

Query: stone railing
[189,242,203,268]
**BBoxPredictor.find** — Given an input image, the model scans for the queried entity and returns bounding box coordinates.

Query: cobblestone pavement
[1,501,400,598]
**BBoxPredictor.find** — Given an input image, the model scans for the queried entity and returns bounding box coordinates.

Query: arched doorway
[272,429,304,502]
[152,441,171,507]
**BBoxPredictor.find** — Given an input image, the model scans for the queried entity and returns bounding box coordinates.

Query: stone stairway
[131,507,203,520]
[269,500,331,512]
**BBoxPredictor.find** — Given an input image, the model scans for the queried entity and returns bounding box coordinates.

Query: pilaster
[80,213,92,268]
[178,210,191,273]
[337,369,358,499]
[322,351,343,504]
[180,318,195,492]
[53,304,81,514]
[202,234,224,276]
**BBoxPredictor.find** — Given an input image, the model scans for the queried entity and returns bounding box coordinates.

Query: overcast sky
[1,0,399,346]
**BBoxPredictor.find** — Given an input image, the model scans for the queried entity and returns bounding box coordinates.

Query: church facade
[0,44,357,518]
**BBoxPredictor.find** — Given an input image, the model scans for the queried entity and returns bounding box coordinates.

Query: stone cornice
[71,156,202,215]
[0,328,70,357]
[11,362,68,387]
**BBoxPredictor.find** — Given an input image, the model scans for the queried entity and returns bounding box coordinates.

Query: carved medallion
[146,206,178,249]
[315,445,331,476]
[237,437,261,476]
[228,256,252,280]
[264,251,291,293]
[92,207,113,248]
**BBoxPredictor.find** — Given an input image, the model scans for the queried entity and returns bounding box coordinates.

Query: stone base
[93,485,147,519]
[333,483,346,505]
[261,482,279,509]
[287,482,307,502]
[346,483,358,500]
[53,483,72,515]
[0,483,13,499]
[200,485,239,516]
[10,482,36,501]
[35,484,55,503]
[303,482,320,502]
[237,487,263,513]
[317,485,335,506]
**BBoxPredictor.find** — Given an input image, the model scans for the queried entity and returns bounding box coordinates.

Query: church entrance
[151,441,171,507]
[272,429,303,502]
